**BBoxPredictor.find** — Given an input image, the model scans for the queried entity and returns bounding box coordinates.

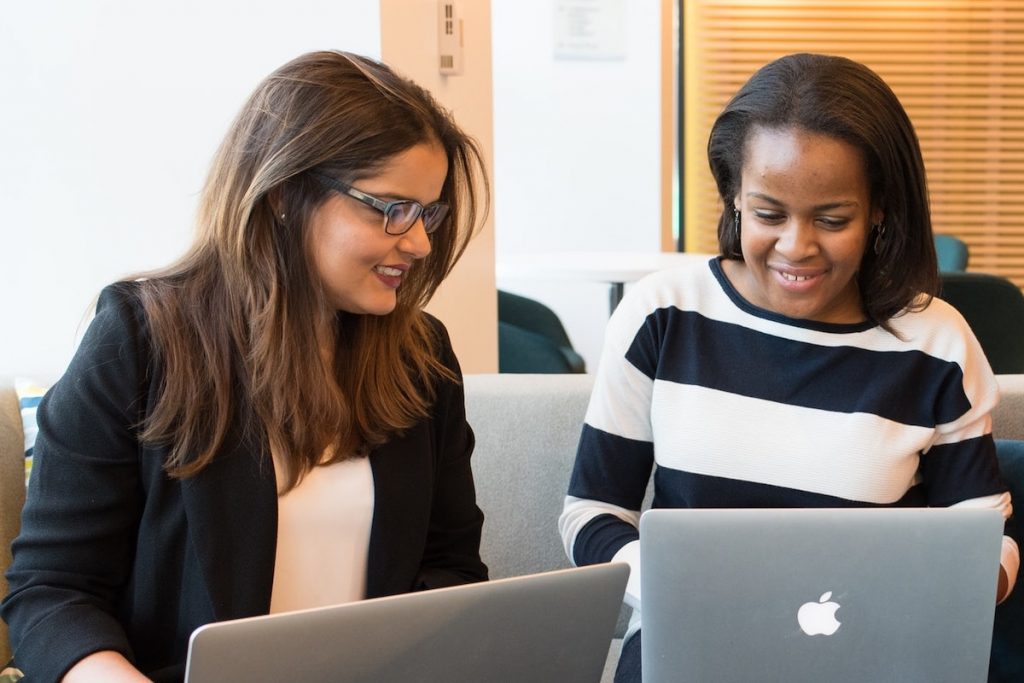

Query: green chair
[991,439,1024,682]
[934,234,969,272]
[498,290,585,374]
[939,272,1024,374]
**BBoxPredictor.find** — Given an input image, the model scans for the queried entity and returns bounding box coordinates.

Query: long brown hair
[707,53,938,330]
[130,51,488,489]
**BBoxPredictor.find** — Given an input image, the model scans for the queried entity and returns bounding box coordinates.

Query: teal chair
[498,290,585,374]
[991,439,1024,682]
[935,234,969,272]
[939,272,1024,374]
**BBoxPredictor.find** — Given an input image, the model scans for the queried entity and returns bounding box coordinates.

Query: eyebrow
[745,192,859,211]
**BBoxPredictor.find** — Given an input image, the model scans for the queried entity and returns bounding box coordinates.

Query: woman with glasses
[559,53,1018,682]
[2,51,489,682]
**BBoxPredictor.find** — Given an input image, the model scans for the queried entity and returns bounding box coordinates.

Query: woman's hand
[997,566,1010,604]
[62,651,151,683]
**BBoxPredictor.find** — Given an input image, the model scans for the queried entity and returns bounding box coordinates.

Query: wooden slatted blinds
[682,0,1024,287]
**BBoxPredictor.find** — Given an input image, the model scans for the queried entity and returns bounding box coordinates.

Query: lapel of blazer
[177,417,435,609]
[364,421,433,598]
[180,425,278,621]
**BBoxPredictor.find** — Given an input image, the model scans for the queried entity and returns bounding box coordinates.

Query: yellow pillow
[14,378,46,487]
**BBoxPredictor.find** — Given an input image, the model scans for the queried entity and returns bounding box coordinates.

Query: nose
[774,218,819,261]
[397,216,432,260]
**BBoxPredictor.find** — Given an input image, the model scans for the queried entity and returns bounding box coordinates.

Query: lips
[774,264,825,280]
[374,265,405,277]
[772,265,827,292]
[780,271,813,282]
[373,264,408,290]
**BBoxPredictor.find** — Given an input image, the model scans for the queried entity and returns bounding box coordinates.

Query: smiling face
[722,126,881,324]
[307,141,448,316]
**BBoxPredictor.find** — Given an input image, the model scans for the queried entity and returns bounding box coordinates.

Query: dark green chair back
[935,234,969,272]
[497,291,585,373]
[498,322,584,374]
[939,273,1024,374]
[991,439,1024,682]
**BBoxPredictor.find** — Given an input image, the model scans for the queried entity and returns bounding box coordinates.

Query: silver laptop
[640,507,1004,683]
[184,563,629,683]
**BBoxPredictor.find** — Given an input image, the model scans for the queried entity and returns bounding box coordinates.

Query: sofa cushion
[466,373,593,579]
[991,439,1024,682]
[994,375,1024,441]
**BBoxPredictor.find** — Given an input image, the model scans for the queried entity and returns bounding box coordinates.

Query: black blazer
[1,284,487,683]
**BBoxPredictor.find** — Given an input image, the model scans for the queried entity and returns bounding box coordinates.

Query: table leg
[609,282,625,315]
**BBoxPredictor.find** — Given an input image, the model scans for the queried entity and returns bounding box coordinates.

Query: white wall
[3,0,663,379]
[492,0,663,372]
[0,1,380,382]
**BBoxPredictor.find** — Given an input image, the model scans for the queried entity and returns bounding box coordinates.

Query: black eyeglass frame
[312,172,449,236]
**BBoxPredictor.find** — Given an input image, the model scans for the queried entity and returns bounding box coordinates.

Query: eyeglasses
[312,172,450,236]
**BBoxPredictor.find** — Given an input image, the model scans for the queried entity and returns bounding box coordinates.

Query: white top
[269,455,375,613]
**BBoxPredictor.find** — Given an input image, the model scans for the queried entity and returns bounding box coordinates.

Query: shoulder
[888,294,982,360]
[908,293,971,328]
[886,293,997,402]
[629,256,718,303]
[605,257,721,348]
[43,282,157,433]
[421,311,454,354]
[78,281,152,365]
[421,310,449,341]
[419,311,463,380]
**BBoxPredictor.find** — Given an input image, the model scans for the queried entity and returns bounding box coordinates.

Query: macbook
[640,507,1004,683]
[184,562,629,683]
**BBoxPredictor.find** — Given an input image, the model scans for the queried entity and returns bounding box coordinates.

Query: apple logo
[797,591,841,636]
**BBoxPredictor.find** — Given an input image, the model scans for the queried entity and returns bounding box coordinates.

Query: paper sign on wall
[553,0,626,61]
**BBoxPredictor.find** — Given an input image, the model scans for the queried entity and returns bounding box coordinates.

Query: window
[682,0,1024,287]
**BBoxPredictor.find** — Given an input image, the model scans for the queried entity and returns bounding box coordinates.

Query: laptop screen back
[640,507,1002,683]
[185,563,628,683]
